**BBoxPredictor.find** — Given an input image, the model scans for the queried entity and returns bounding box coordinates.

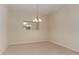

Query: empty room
[0,4,79,55]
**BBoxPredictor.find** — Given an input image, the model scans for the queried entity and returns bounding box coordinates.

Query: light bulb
[33,18,38,23]
[26,24,32,27]
[23,22,28,25]
[23,22,28,27]
[38,18,42,22]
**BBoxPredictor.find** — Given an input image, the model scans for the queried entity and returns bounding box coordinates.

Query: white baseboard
[50,40,79,53]
[9,40,48,45]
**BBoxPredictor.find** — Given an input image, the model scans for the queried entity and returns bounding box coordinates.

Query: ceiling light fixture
[33,5,42,23]
[23,4,42,30]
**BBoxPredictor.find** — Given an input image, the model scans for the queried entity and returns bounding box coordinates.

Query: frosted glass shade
[33,17,42,23]
[23,22,28,26]
[38,18,42,22]
[26,24,32,27]
[33,18,39,23]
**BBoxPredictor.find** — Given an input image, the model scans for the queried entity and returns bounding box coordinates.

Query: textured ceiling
[8,4,65,16]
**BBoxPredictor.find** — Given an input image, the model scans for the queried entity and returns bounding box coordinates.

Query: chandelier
[23,5,42,30]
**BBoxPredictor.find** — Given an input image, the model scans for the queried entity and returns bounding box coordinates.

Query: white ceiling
[8,4,65,16]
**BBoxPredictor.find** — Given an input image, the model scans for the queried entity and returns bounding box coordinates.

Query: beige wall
[48,5,79,52]
[0,5,8,54]
[8,5,79,52]
[8,10,49,45]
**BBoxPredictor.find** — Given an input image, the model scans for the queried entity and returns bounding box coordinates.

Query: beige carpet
[3,41,79,55]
